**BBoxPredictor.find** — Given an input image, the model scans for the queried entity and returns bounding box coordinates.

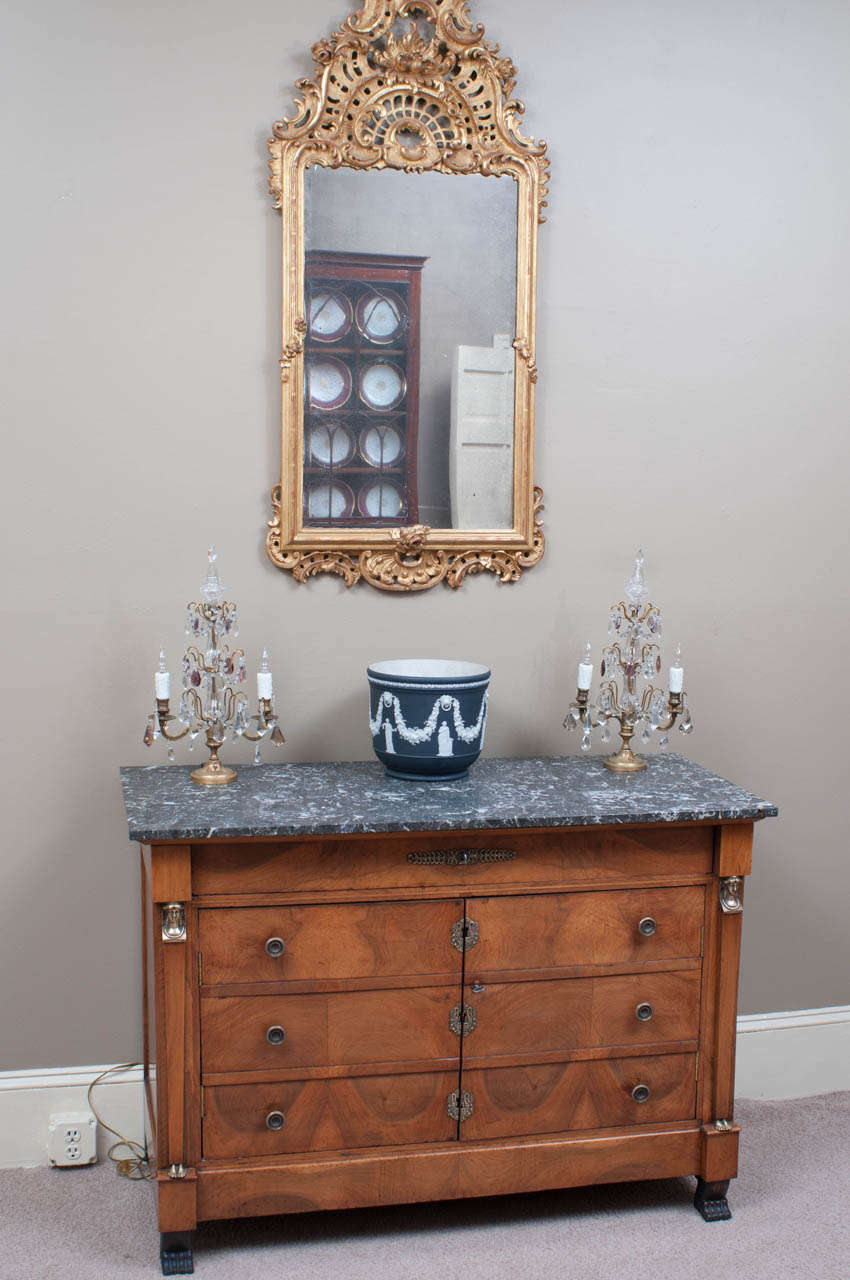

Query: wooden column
[150,844,198,1234]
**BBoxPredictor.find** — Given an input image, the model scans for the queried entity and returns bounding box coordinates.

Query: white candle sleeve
[577,662,593,691]
[668,665,684,694]
[257,671,273,700]
[155,671,170,699]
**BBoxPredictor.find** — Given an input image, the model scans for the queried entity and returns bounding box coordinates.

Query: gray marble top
[120,755,777,843]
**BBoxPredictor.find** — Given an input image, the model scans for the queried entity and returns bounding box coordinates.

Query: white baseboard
[0,1063,145,1169]
[0,1007,847,1168]
[734,1004,850,1101]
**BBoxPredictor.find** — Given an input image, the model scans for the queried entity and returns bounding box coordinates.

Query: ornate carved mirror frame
[266,0,549,591]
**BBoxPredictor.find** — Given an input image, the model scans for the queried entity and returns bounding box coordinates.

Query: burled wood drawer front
[202,986,460,1074]
[198,899,462,986]
[467,886,704,974]
[203,1070,459,1159]
[463,970,701,1062]
[191,826,713,897]
[461,1053,697,1141]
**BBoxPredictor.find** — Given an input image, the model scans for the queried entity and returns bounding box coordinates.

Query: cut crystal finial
[200,546,224,604]
[624,549,648,607]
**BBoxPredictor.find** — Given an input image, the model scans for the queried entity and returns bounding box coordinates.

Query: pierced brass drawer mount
[408,849,516,866]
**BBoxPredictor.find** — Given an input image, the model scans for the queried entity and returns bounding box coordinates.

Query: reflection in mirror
[304,167,518,530]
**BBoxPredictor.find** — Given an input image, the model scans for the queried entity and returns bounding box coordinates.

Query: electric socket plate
[48,1111,97,1166]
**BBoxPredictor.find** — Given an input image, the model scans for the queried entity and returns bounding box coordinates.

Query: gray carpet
[1,1094,848,1280]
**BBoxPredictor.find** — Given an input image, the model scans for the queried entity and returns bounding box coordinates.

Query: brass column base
[604,744,647,773]
[191,758,237,786]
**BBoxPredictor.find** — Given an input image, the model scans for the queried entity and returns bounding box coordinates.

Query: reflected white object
[356,291,405,343]
[359,361,405,410]
[308,358,350,408]
[577,641,593,691]
[308,290,351,340]
[669,644,684,693]
[308,423,354,466]
[361,423,403,467]
[257,649,273,700]
[450,334,514,529]
[306,482,354,519]
[359,479,403,518]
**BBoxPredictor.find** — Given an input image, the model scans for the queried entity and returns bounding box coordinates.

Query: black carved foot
[160,1231,194,1275]
[694,1177,732,1221]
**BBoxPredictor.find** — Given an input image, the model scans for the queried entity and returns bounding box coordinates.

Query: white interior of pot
[368,659,489,679]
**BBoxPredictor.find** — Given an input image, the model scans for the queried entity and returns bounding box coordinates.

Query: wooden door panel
[462,1054,697,1142]
[203,1071,458,1158]
[199,899,462,986]
[202,986,460,1073]
[468,886,704,973]
[464,970,701,1060]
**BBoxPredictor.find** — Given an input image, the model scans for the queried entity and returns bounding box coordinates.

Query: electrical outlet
[48,1111,97,1166]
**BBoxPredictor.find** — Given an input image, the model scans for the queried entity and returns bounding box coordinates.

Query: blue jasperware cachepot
[367,659,490,780]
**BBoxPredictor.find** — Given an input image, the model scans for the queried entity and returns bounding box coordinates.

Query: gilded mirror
[266,0,549,591]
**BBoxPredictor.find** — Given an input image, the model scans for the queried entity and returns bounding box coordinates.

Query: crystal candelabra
[563,551,693,772]
[143,549,285,785]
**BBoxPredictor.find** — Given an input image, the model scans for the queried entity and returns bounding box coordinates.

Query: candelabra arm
[240,699,286,744]
[654,691,683,733]
[563,688,608,731]
[240,698,270,741]
[156,699,191,742]
[601,679,621,714]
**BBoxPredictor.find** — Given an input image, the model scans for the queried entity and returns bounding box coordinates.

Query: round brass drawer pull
[265,1110,286,1130]
[264,936,286,958]
[631,1084,651,1104]
[266,1025,286,1045]
[638,916,657,936]
[635,1002,654,1022]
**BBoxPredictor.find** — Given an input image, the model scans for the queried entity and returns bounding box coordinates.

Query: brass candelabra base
[190,757,237,786]
[604,742,647,773]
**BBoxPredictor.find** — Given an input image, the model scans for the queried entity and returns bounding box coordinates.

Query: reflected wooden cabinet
[303,250,425,528]
[141,815,757,1273]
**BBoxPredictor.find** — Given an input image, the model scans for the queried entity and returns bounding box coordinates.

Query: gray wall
[307,166,516,524]
[1,0,848,1070]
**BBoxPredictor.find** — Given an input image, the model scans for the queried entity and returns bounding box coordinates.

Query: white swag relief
[369,691,489,756]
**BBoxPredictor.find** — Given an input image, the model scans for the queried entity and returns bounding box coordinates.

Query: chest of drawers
[122,756,776,1275]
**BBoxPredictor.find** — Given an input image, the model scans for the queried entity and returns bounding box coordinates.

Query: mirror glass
[303,166,518,531]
